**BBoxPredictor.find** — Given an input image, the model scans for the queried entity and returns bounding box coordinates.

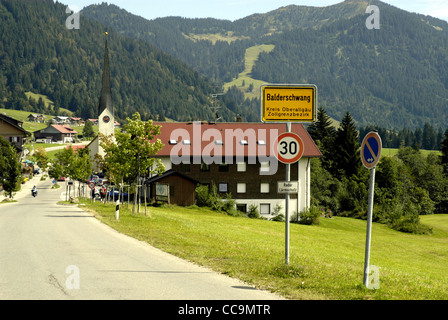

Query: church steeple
[98,33,113,117]
[88,32,115,172]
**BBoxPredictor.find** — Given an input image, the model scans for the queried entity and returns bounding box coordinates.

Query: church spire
[98,32,113,117]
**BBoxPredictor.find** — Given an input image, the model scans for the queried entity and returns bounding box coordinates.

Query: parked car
[57,177,66,181]
[107,189,129,201]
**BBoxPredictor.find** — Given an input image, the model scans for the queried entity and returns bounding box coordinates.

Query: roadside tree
[99,112,165,212]
[0,136,21,199]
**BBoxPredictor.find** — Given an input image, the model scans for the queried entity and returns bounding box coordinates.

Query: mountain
[0,0,232,123]
[83,0,448,129]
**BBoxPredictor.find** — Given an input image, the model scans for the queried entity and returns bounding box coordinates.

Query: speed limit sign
[273,132,304,164]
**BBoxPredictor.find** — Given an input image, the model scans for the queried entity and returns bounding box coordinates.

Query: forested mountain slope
[83,0,448,129]
[0,0,232,123]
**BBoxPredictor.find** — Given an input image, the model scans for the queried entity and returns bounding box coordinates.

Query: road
[0,178,283,300]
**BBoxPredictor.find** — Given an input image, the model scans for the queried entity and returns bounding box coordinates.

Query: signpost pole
[261,84,317,266]
[285,122,291,265]
[360,131,382,288]
[363,166,376,287]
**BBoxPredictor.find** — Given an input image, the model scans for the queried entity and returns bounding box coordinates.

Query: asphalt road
[0,178,284,300]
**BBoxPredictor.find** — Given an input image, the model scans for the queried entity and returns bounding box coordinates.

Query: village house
[0,113,31,159]
[27,114,46,123]
[51,116,70,125]
[148,121,322,217]
[34,124,78,143]
[69,117,84,126]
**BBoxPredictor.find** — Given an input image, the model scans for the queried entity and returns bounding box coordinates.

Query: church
[88,34,115,172]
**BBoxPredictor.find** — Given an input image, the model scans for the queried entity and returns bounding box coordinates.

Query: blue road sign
[361,132,382,169]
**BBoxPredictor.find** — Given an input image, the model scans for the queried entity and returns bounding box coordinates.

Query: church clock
[102,115,110,123]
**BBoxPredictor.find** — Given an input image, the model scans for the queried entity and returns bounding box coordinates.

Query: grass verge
[78,200,448,300]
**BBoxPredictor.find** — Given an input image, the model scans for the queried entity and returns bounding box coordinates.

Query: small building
[51,116,70,125]
[87,119,98,126]
[69,117,84,126]
[0,113,31,158]
[34,125,78,143]
[27,114,46,123]
[145,169,198,206]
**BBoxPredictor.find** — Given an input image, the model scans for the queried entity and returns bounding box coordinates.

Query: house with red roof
[148,121,322,216]
[34,125,78,144]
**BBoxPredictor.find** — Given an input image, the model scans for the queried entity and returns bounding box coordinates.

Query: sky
[58,0,448,22]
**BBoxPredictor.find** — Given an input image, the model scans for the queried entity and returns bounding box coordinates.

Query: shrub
[270,204,284,221]
[388,201,432,235]
[222,193,241,216]
[195,184,241,216]
[195,183,222,211]
[297,206,321,225]
[247,204,260,219]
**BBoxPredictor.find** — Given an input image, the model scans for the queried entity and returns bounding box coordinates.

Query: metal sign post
[285,122,291,265]
[273,124,305,265]
[360,132,382,287]
[262,83,317,266]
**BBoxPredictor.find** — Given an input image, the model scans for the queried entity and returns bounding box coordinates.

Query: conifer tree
[440,128,448,175]
[333,111,361,179]
[307,106,336,173]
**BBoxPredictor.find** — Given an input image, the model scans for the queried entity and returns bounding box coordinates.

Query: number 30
[279,141,297,155]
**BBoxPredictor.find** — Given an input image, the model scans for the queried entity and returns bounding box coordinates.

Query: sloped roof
[145,169,199,184]
[0,113,31,136]
[52,125,77,134]
[152,122,322,158]
[36,125,78,134]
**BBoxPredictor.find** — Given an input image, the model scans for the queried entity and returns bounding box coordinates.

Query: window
[183,140,191,145]
[215,140,224,145]
[236,204,247,213]
[260,204,271,215]
[240,140,248,145]
[169,139,177,145]
[260,183,270,193]
[237,183,246,193]
[237,162,246,172]
[218,183,228,193]
[260,162,270,173]
[257,140,266,145]
[219,163,229,172]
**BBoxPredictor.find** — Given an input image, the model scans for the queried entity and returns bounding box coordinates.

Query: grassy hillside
[81,201,448,300]
[224,44,275,100]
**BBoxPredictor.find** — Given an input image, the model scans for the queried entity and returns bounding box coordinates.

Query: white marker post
[115,200,120,221]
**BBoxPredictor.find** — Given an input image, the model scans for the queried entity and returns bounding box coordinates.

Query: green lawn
[79,201,448,300]
[382,148,441,157]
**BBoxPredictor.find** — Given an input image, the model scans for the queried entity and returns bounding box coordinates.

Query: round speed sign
[273,132,304,164]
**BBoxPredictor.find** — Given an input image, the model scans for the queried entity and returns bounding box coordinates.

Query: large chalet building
[149,121,322,217]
